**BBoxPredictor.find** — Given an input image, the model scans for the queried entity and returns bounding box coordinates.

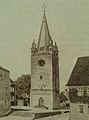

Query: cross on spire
[37,1,51,50]
[42,1,47,12]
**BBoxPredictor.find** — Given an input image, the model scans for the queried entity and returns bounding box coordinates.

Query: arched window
[39,97,44,106]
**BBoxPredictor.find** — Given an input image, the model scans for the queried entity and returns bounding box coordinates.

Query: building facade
[17,93,30,106]
[10,79,16,106]
[0,66,10,116]
[67,57,89,120]
[30,11,60,110]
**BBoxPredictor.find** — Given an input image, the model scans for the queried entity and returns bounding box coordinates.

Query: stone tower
[30,11,60,110]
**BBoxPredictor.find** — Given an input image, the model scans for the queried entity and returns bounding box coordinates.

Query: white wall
[70,103,89,120]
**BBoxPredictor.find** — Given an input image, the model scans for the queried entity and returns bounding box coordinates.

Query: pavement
[11,106,69,113]
[36,113,69,120]
[0,107,69,120]
[0,113,69,120]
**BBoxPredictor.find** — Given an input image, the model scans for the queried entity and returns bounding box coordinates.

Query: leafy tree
[69,88,78,102]
[59,92,68,103]
[15,74,31,98]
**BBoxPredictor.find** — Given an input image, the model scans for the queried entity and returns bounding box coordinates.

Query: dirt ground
[0,113,69,120]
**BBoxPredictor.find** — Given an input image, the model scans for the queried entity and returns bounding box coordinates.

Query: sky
[0,0,89,91]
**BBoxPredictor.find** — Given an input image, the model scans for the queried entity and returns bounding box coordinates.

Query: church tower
[30,10,60,110]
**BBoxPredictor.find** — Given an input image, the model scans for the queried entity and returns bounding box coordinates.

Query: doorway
[39,97,44,106]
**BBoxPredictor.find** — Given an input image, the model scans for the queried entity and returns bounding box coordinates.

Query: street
[0,113,69,120]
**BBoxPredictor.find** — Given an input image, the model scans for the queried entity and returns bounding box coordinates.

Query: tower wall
[30,90,53,109]
[30,54,54,109]
[31,54,52,90]
[52,52,60,109]
[53,91,60,109]
[30,53,60,109]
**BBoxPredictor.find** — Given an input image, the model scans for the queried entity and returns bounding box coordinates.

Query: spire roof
[55,42,58,49]
[32,39,36,48]
[37,11,51,50]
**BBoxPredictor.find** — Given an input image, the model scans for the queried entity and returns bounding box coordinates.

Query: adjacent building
[10,79,16,106]
[67,57,89,120]
[30,10,60,110]
[0,66,10,116]
[16,93,30,106]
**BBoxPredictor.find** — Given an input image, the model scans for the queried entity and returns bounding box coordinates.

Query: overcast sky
[0,0,89,90]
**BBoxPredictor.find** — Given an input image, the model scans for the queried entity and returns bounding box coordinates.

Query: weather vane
[42,0,47,12]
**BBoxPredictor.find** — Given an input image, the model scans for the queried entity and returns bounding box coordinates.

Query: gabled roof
[67,56,89,86]
[37,11,51,50]
[0,66,9,72]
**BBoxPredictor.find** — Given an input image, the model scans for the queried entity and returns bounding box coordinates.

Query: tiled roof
[67,57,89,86]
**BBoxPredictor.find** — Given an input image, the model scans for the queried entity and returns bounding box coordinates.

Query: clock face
[38,59,45,67]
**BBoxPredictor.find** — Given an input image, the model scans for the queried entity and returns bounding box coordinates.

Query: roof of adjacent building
[67,56,89,86]
[0,66,9,72]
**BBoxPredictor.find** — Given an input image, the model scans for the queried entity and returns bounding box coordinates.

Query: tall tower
[30,10,60,110]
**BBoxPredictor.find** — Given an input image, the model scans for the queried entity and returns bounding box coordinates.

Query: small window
[80,107,83,113]
[40,76,43,79]
[77,89,83,96]
[50,48,52,51]
[5,100,7,106]
[79,105,84,113]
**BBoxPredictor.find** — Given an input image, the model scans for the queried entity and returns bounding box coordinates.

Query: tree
[15,74,31,98]
[59,92,68,103]
[69,88,78,102]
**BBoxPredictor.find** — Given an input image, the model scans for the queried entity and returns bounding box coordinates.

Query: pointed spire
[32,39,36,48]
[54,42,58,49]
[37,10,51,50]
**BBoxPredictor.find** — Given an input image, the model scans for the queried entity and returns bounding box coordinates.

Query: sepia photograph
[0,0,89,120]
